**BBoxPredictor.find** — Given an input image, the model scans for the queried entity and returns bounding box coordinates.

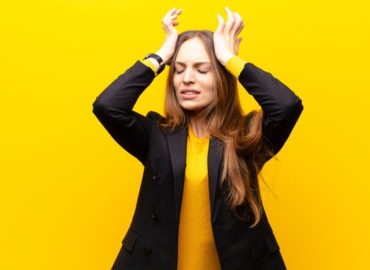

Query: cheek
[207,90,217,103]
[172,78,181,99]
[205,83,217,102]
[200,77,215,94]
[173,76,181,90]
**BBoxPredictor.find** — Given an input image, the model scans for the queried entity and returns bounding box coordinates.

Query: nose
[183,68,195,84]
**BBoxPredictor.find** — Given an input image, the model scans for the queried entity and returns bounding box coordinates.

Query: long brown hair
[162,30,271,226]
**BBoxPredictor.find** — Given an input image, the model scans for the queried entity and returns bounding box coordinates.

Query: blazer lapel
[208,137,224,218]
[167,129,224,221]
[166,126,188,221]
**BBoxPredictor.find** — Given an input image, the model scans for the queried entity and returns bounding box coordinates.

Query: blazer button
[143,246,152,256]
[151,210,160,220]
[152,173,161,183]
[250,250,259,261]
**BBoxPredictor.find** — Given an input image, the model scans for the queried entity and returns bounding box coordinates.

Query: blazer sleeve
[92,61,156,164]
[239,63,303,155]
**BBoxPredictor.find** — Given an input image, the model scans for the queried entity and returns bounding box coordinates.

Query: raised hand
[156,8,182,64]
[214,7,244,66]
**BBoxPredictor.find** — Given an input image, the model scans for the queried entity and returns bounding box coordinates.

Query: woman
[93,7,303,270]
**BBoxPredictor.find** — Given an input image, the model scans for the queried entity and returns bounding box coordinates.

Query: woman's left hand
[214,7,244,66]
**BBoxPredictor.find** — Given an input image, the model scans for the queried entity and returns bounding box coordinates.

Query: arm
[93,8,183,163]
[214,7,303,154]
[92,62,155,163]
[239,62,303,154]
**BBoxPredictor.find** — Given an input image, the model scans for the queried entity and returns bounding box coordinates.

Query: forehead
[175,37,211,63]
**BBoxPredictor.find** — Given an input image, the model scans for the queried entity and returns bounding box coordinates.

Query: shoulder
[146,111,165,122]
[146,111,168,132]
[146,111,184,135]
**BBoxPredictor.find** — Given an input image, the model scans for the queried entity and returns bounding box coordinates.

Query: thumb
[234,37,242,55]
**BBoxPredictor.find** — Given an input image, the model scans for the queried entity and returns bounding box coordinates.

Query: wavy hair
[162,30,271,226]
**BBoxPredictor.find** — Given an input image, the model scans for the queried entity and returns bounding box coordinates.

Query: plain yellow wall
[1,0,369,269]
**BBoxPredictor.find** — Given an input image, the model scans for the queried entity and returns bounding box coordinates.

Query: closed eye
[198,69,209,74]
[174,70,184,74]
[174,61,211,75]
[174,67,185,74]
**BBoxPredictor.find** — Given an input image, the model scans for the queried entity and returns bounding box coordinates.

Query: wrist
[225,55,246,77]
[144,53,165,74]
[155,50,172,65]
[219,53,235,66]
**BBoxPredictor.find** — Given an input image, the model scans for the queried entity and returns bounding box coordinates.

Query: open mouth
[180,89,200,95]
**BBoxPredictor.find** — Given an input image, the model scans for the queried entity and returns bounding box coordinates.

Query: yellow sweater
[177,126,221,269]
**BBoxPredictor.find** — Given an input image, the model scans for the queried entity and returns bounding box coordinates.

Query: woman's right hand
[155,8,182,64]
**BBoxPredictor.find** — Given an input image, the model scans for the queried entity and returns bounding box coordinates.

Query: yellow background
[1,0,369,269]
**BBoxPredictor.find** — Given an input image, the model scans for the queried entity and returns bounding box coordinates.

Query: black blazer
[93,61,303,270]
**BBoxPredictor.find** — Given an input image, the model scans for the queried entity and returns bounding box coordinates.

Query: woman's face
[173,37,216,114]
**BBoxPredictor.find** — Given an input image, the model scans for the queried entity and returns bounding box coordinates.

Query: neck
[188,112,209,138]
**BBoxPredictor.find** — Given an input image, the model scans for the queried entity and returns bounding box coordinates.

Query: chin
[180,104,203,112]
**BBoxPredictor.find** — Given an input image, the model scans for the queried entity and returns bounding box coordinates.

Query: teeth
[183,91,199,95]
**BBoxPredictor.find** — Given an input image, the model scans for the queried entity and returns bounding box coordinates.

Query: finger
[215,13,225,33]
[224,7,235,32]
[175,8,182,16]
[162,8,182,32]
[225,6,234,20]
[169,8,182,18]
[163,8,180,23]
[170,10,182,28]
[164,7,177,19]
[235,22,244,38]
[168,9,182,26]
[234,37,242,55]
[233,12,244,35]
[169,8,182,20]
[169,7,181,16]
